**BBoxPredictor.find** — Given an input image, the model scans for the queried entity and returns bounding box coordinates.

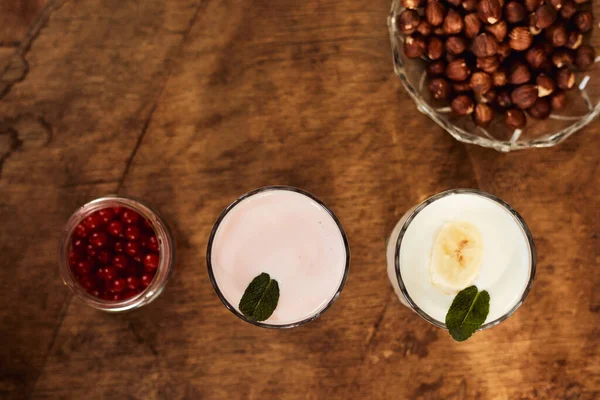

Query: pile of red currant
[69,206,160,301]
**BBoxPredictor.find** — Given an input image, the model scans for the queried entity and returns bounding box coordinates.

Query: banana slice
[430,221,484,293]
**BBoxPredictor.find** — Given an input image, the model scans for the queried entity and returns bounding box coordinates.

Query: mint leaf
[239,273,280,322]
[445,286,490,342]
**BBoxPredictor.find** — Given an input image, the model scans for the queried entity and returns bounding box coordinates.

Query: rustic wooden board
[1,1,599,399]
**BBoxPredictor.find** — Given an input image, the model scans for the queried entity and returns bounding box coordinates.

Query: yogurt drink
[208,186,350,327]
[386,189,535,329]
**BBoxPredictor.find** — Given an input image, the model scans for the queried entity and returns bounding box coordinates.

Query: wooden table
[1,1,599,399]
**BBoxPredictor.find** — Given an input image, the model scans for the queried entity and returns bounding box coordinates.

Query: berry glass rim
[393,189,537,331]
[206,185,351,329]
[59,195,175,312]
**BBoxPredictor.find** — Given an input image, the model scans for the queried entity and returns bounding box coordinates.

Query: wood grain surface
[1,1,599,399]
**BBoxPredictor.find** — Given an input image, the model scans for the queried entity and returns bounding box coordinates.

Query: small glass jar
[59,195,175,312]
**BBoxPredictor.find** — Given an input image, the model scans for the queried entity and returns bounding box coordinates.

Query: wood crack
[0,0,69,100]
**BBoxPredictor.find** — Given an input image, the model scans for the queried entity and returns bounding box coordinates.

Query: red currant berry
[124,225,141,241]
[125,241,141,257]
[89,231,109,248]
[97,208,114,224]
[74,223,88,238]
[78,276,97,292]
[84,213,103,230]
[143,253,159,271]
[86,243,98,259]
[112,254,129,270]
[146,235,159,251]
[107,220,124,236]
[140,273,154,288]
[126,276,140,290]
[142,218,154,230]
[72,238,86,251]
[111,292,125,301]
[112,206,124,216]
[114,240,126,253]
[74,259,93,275]
[121,209,140,225]
[111,278,127,293]
[97,250,111,264]
[123,290,140,299]
[90,289,102,298]
[97,266,117,281]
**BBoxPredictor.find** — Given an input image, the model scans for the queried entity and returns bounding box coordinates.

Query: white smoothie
[210,189,348,325]
[386,191,533,325]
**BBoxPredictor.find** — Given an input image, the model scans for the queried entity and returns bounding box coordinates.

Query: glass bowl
[388,0,600,152]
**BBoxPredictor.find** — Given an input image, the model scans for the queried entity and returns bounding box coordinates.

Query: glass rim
[206,185,351,329]
[394,188,537,331]
[59,195,175,312]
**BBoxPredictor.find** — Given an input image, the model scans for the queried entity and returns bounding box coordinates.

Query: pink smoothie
[210,189,348,325]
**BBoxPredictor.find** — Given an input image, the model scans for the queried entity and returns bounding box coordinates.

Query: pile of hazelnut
[398,0,596,129]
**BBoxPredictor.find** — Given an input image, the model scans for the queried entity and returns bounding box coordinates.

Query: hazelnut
[505,109,527,129]
[509,63,532,85]
[417,21,433,36]
[529,13,542,36]
[429,78,452,100]
[451,95,475,115]
[556,68,576,90]
[505,2,527,23]
[497,42,512,61]
[509,27,533,51]
[550,91,567,111]
[536,75,556,97]
[446,36,468,55]
[528,98,551,119]
[485,21,508,42]
[566,32,583,50]
[464,13,482,39]
[474,103,494,126]
[443,9,464,35]
[470,72,493,94]
[476,89,497,104]
[573,0,590,3]
[404,34,427,58]
[433,27,445,36]
[511,84,539,109]
[545,23,568,47]
[560,1,577,19]
[463,0,478,12]
[397,10,421,34]
[576,46,596,70]
[427,60,447,75]
[497,90,513,108]
[477,0,502,25]
[426,1,446,27]
[574,12,594,33]
[446,52,458,62]
[447,0,462,6]
[493,69,508,86]
[446,58,472,81]
[525,0,542,12]
[472,33,498,58]
[477,55,500,73]
[427,36,445,60]
[535,5,557,30]
[401,0,423,9]
[526,47,547,69]
[552,49,575,68]
[453,81,472,93]
[549,0,565,10]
